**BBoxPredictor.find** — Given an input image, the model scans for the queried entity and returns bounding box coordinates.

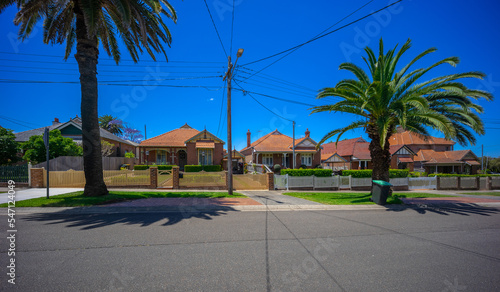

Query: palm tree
[99,115,124,135]
[2,1,176,196]
[312,39,493,182]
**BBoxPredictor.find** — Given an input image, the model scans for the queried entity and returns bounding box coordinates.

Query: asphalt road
[1,205,500,291]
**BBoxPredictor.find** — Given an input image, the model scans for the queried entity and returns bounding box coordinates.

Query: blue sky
[1,0,499,157]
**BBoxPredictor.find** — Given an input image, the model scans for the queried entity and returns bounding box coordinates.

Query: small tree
[22,130,83,164]
[99,115,124,135]
[0,126,20,165]
[121,127,144,143]
[101,140,115,157]
[125,152,135,158]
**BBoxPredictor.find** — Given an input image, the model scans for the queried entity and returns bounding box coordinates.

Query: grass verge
[460,192,500,197]
[0,191,246,207]
[283,192,456,205]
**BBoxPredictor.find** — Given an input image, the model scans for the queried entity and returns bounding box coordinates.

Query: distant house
[14,116,136,157]
[138,123,225,170]
[389,128,480,174]
[321,137,416,171]
[240,129,321,169]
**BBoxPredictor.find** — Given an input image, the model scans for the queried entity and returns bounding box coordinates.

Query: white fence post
[28,162,32,186]
[349,175,352,190]
[312,175,315,190]
[286,174,289,191]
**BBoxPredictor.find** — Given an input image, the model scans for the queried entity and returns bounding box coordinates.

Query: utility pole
[292,121,296,169]
[223,48,244,195]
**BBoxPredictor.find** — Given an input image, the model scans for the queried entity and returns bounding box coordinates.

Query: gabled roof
[240,129,318,153]
[389,145,416,156]
[14,118,135,146]
[415,149,478,164]
[139,124,224,147]
[322,137,369,159]
[389,129,455,146]
[223,149,244,159]
[140,124,200,147]
[321,152,347,162]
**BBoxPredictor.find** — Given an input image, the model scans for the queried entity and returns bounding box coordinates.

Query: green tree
[22,130,83,164]
[312,39,493,182]
[99,115,124,135]
[2,1,176,196]
[0,127,20,165]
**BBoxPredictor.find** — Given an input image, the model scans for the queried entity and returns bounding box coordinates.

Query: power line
[0,114,44,128]
[238,67,317,92]
[0,64,223,74]
[241,0,405,66]
[234,78,315,99]
[203,0,228,58]
[0,115,39,130]
[0,51,224,63]
[240,0,374,81]
[0,58,224,68]
[233,80,293,122]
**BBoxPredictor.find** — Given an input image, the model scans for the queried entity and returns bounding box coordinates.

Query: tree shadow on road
[23,205,239,230]
[384,203,500,216]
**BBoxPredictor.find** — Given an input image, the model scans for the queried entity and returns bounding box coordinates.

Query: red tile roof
[415,149,476,164]
[241,130,317,152]
[322,137,370,159]
[139,124,200,147]
[389,130,455,146]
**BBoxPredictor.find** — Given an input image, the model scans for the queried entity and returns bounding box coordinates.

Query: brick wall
[31,168,44,188]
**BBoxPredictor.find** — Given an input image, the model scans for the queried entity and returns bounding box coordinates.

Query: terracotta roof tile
[389,130,455,146]
[322,137,369,159]
[415,149,477,164]
[140,124,200,147]
[241,130,318,152]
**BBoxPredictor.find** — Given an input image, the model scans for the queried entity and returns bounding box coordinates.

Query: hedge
[341,169,409,178]
[428,173,500,177]
[133,165,176,170]
[280,169,333,177]
[184,165,222,172]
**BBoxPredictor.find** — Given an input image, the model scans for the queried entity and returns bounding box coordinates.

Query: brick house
[138,124,225,170]
[240,129,321,169]
[321,137,416,171]
[389,128,480,174]
[14,116,136,157]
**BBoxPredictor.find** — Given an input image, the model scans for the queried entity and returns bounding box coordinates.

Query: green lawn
[0,191,246,207]
[460,192,500,197]
[283,192,456,205]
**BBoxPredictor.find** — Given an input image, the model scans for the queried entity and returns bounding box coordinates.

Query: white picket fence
[274,175,433,190]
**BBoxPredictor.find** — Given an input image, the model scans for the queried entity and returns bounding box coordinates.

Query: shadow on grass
[24,205,239,230]
[384,203,500,216]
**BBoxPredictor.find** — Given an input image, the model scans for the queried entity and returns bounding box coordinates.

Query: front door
[178,150,187,170]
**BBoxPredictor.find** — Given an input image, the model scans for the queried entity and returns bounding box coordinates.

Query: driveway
[0,188,83,204]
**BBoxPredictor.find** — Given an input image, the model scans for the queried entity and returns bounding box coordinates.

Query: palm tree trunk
[367,125,392,182]
[74,1,108,197]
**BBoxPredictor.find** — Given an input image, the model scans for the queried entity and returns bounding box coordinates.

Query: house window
[156,150,167,165]
[262,154,273,167]
[198,149,213,165]
[301,154,312,166]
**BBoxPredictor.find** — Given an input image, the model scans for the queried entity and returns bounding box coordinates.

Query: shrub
[203,165,222,172]
[341,169,409,178]
[299,164,307,169]
[134,165,149,170]
[281,169,333,177]
[273,164,281,174]
[184,165,203,172]
[409,171,427,177]
[157,165,175,170]
[125,152,135,158]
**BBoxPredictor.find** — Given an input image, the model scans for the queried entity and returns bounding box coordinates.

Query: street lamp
[223,48,244,195]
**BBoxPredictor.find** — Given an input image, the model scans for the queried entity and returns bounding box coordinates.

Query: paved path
[239,190,325,206]
[105,197,262,207]
[0,188,83,204]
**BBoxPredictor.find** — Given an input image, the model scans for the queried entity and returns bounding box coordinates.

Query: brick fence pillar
[457,177,461,190]
[436,176,441,190]
[31,168,44,188]
[149,167,158,189]
[487,176,492,190]
[172,167,180,189]
[476,176,480,190]
[267,172,274,190]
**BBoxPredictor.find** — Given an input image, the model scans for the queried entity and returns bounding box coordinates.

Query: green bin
[371,180,392,205]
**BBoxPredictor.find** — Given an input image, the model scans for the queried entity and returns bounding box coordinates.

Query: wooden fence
[34,156,138,171]
[41,169,150,187]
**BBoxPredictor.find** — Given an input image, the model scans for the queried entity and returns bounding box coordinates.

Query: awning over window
[398,157,413,163]
[196,142,215,149]
[464,160,480,166]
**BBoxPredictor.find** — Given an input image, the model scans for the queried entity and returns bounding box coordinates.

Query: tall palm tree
[2,1,176,196]
[312,39,493,182]
[99,115,124,135]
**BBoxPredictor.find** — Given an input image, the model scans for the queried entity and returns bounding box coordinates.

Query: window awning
[464,160,480,166]
[196,142,215,149]
[398,157,413,163]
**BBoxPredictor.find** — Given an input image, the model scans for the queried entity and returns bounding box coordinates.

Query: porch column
[452,165,454,173]
[256,153,260,164]
[435,165,438,173]
[283,153,287,168]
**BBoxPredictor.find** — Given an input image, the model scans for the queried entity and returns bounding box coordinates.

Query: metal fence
[0,164,30,183]
[408,177,437,190]
[33,156,138,171]
[247,164,272,174]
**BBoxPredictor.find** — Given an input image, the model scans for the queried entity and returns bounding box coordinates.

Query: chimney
[305,128,310,138]
[52,118,60,125]
[247,129,251,148]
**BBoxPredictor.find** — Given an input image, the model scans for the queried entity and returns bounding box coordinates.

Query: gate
[0,164,29,183]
